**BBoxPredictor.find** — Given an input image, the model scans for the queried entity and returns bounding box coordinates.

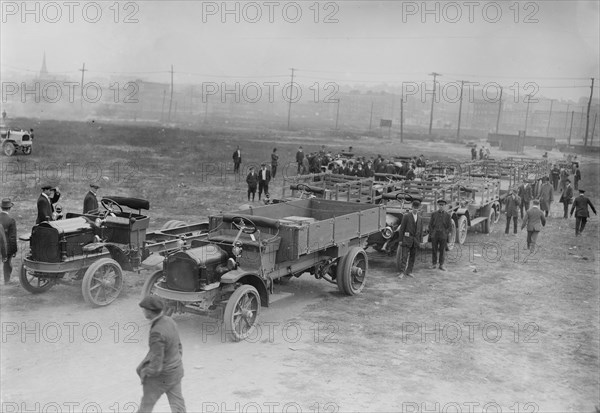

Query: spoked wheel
[81,258,124,307]
[19,264,55,294]
[456,216,468,245]
[493,204,501,224]
[483,207,496,234]
[224,285,260,342]
[337,247,368,295]
[447,219,457,251]
[22,146,32,155]
[3,142,15,156]
[141,270,164,298]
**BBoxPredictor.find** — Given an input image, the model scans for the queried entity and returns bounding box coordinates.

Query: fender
[220,269,269,307]
[82,242,133,270]
[454,210,471,226]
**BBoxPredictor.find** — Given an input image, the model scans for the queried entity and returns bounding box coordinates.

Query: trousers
[138,370,186,413]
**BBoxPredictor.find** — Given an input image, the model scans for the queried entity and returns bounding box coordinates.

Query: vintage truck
[19,197,208,306]
[141,198,386,341]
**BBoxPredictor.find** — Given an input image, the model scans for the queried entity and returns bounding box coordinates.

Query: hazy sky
[1,0,599,100]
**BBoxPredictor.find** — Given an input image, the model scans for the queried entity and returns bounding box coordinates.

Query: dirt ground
[1,119,598,413]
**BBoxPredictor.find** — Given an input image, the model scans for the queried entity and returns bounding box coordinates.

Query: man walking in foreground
[570,189,597,236]
[521,199,546,252]
[428,199,452,271]
[137,296,186,413]
[560,179,574,218]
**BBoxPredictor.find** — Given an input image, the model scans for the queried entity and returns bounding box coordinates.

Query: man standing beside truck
[428,199,452,271]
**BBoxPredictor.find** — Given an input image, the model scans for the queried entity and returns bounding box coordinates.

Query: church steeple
[40,52,48,77]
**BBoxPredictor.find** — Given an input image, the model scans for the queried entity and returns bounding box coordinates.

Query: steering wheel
[101,198,124,214]
[231,216,258,234]
[395,192,414,202]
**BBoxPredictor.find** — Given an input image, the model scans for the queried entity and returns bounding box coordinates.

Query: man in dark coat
[83,183,100,214]
[522,199,546,252]
[505,189,520,234]
[295,146,304,174]
[36,185,55,224]
[570,189,597,236]
[573,166,581,191]
[550,165,560,191]
[246,167,258,202]
[517,179,532,219]
[428,199,452,271]
[270,148,279,179]
[0,198,17,284]
[538,177,553,217]
[397,200,423,279]
[560,179,574,218]
[137,296,186,412]
[258,163,271,201]
[232,145,242,174]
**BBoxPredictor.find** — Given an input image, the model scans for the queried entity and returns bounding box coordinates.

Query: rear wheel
[81,258,123,307]
[447,219,457,251]
[19,264,55,294]
[22,146,32,155]
[3,142,15,156]
[338,247,368,295]
[224,285,260,342]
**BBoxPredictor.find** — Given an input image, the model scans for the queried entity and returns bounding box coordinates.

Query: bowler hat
[579,189,586,193]
[1,198,14,209]
[90,183,100,189]
[139,296,164,312]
[437,199,447,205]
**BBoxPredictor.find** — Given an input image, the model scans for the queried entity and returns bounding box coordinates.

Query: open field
[1,118,599,413]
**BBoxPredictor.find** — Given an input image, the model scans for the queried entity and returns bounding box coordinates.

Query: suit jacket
[398,213,423,248]
[560,185,574,204]
[232,150,241,163]
[36,194,53,224]
[271,153,279,166]
[428,209,452,239]
[246,172,258,188]
[522,207,546,231]
[258,168,271,184]
[83,191,99,214]
[296,151,304,163]
[136,315,183,381]
[0,223,7,259]
[570,195,597,217]
[505,194,521,217]
[0,212,17,256]
[518,184,533,203]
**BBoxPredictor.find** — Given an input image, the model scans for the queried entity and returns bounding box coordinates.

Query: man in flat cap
[0,198,17,284]
[522,199,546,252]
[559,179,574,219]
[83,183,100,214]
[136,296,186,412]
[258,163,271,201]
[570,189,597,236]
[428,199,452,271]
[36,185,55,224]
[397,200,423,279]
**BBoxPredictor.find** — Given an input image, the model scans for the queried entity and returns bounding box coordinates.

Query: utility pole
[495,86,503,134]
[524,94,532,135]
[584,78,595,145]
[428,72,441,135]
[456,80,466,141]
[546,99,555,137]
[568,110,575,145]
[579,106,585,141]
[335,99,340,130]
[287,68,296,130]
[168,65,174,121]
[400,92,404,143]
[563,103,571,139]
[369,101,373,130]
[590,112,597,145]
[79,63,87,108]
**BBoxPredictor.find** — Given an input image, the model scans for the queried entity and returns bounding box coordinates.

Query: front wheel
[81,258,124,307]
[141,270,164,299]
[456,216,468,245]
[337,247,368,295]
[22,146,32,155]
[223,285,260,342]
[3,142,15,156]
[447,219,457,251]
[19,264,55,294]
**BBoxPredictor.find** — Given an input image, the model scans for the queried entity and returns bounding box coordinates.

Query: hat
[542,176,549,182]
[41,184,53,190]
[436,199,447,205]
[1,198,14,209]
[411,200,421,208]
[566,179,571,183]
[532,199,540,205]
[139,296,164,312]
[579,189,585,193]
[90,183,100,189]
[261,163,266,167]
